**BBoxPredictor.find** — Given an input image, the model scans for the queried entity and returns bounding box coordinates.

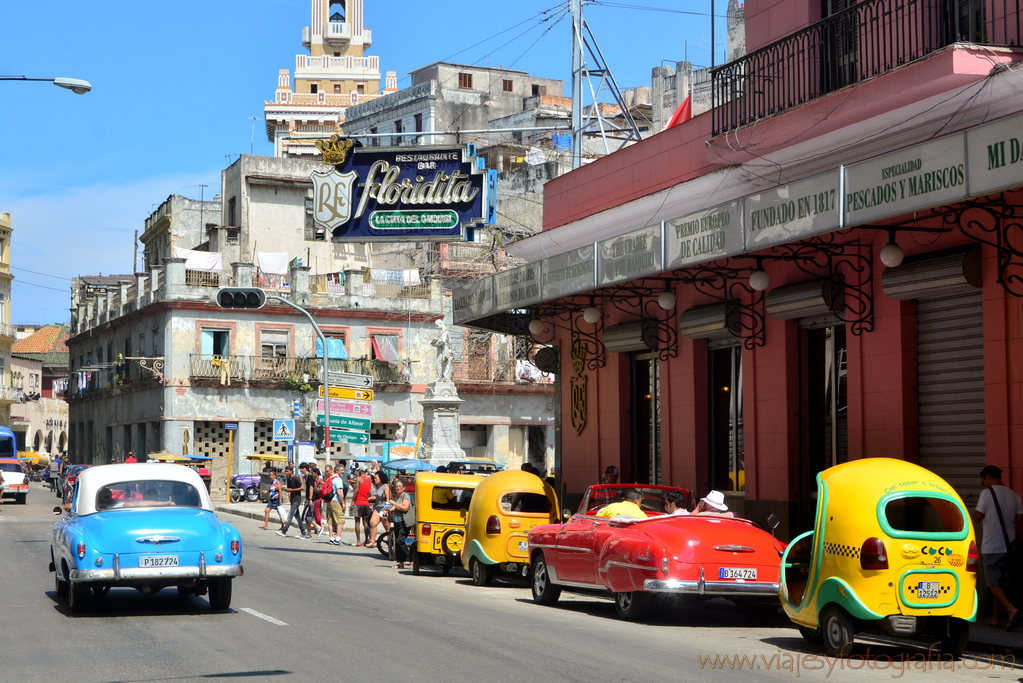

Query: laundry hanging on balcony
[370,269,420,285]
[371,335,401,363]
[315,337,349,360]
[172,247,223,271]
[257,252,291,275]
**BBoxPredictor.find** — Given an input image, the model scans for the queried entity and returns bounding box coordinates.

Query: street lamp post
[0,76,92,94]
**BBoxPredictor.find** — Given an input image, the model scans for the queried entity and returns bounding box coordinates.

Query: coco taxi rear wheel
[821,605,856,657]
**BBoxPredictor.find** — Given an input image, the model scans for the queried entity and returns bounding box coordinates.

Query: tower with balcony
[264,0,397,158]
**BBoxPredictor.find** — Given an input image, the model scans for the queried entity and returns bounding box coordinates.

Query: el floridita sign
[312,135,496,242]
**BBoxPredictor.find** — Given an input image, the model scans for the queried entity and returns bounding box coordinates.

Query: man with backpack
[322,464,349,545]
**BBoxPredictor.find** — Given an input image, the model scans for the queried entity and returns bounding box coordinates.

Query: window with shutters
[458,72,473,89]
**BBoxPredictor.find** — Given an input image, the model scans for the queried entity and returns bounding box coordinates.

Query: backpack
[319,478,334,502]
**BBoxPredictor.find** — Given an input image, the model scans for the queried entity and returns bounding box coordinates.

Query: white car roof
[74,463,213,515]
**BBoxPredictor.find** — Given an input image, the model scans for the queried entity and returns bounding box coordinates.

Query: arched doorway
[33,431,43,452]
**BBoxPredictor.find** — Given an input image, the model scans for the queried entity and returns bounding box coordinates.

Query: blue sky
[0,0,720,324]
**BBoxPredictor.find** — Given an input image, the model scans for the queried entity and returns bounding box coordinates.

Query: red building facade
[456,0,1023,536]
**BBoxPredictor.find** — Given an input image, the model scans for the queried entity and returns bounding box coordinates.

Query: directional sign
[316,414,371,431]
[273,419,296,441]
[225,423,238,430]
[327,372,374,389]
[316,399,373,417]
[319,386,373,401]
[329,428,370,445]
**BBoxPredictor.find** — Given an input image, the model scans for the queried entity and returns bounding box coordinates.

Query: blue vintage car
[49,463,243,613]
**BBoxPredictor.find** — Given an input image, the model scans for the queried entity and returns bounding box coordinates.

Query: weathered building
[10,324,70,454]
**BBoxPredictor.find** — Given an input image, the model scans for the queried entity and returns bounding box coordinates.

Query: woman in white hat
[693,490,734,517]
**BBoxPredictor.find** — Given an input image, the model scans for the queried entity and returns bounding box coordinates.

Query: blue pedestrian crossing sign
[273,419,296,441]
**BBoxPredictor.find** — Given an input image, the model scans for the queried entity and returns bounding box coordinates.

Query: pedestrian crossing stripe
[274,420,294,440]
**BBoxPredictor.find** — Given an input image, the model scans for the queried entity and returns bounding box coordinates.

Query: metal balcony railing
[190,355,409,384]
[712,0,1022,135]
[190,355,251,381]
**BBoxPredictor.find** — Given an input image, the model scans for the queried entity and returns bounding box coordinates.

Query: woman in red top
[353,467,373,547]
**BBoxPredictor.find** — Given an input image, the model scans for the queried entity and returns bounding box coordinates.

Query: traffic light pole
[265,295,332,464]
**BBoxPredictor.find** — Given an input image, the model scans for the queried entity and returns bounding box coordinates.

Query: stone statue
[394,418,408,442]
[431,319,453,382]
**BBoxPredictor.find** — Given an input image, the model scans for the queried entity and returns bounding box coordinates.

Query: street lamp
[0,76,92,94]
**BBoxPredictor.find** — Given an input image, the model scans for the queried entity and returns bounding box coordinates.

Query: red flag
[662,95,692,131]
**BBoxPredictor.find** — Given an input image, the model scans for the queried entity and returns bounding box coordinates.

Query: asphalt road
[2,482,1020,682]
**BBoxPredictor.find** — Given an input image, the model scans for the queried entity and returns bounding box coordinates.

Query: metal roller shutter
[916,290,985,507]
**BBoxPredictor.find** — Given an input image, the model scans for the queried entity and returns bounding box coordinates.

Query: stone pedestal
[418,381,464,465]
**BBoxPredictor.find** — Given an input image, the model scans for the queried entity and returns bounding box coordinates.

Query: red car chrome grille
[713,545,755,552]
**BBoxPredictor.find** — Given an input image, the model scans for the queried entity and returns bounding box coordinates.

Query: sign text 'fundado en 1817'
[311,135,496,242]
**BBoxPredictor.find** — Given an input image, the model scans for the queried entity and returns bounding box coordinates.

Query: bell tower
[263,0,397,158]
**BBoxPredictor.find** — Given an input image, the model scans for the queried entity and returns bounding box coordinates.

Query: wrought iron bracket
[938,191,1023,297]
[124,356,165,381]
[530,301,607,370]
[668,263,767,349]
[764,235,874,335]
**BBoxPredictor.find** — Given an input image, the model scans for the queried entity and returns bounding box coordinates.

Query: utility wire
[12,280,68,293]
[10,266,71,281]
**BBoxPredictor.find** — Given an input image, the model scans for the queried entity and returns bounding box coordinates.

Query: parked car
[49,463,243,613]
[230,474,261,502]
[411,471,485,575]
[60,465,92,504]
[461,470,559,585]
[0,458,28,504]
[445,459,504,475]
[527,484,782,621]
[780,458,978,658]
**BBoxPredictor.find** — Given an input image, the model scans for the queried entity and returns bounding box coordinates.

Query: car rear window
[884,496,964,534]
[0,463,21,472]
[500,492,551,514]
[97,480,203,509]
[431,486,473,511]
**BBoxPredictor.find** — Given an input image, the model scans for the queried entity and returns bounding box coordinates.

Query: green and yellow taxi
[781,458,978,657]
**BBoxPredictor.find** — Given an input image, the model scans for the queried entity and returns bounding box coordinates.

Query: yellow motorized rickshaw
[461,470,559,585]
[780,458,978,658]
[412,471,484,575]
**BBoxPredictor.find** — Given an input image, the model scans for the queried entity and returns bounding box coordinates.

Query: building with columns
[264,0,397,158]
[0,214,21,425]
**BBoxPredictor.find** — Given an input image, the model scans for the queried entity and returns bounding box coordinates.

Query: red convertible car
[527,484,783,621]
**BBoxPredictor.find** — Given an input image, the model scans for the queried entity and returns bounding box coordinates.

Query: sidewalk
[214,501,1023,656]
[216,500,374,546]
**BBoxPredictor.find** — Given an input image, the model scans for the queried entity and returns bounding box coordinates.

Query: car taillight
[966,541,979,572]
[421,523,431,537]
[486,515,501,535]
[860,537,888,570]
[76,542,86,559]
[231,540,240,555]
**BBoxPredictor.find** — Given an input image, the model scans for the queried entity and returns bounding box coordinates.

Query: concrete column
[163,257,188,298]
[231,262,254,287]
[345,269,365,297]
[290,265,311,306]
[119,281,131,310]
[150,266,162,294]
[135,273,148,300]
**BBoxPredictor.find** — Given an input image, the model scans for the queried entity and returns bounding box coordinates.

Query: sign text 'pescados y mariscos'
[311,135,494,242]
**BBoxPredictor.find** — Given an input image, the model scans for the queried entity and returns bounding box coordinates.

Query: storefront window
[708,344,744,491]
[630,352,661,484]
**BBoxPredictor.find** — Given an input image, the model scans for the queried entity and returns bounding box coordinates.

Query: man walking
[276,465,309,539]
[974,464,1023,630]
[324,465,347,545]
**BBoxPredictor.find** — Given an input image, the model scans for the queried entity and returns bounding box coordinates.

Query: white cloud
[3,172,220,324]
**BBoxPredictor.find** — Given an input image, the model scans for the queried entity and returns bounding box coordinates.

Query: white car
[0,459,28,504]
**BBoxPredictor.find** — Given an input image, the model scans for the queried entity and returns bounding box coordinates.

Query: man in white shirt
[974,465,1023,630]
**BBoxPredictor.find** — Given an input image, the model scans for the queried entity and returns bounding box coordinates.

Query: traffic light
[216,288,266,309]
[314,425,326,453]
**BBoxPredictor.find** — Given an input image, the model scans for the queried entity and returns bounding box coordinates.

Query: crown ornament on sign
[315,134,355,166]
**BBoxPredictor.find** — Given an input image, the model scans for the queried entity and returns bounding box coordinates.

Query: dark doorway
[629,352,661,485]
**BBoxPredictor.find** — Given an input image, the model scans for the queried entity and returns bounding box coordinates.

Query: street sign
[319,386,373,401]
[316,399,373,417]
[272,419,296,441]
[327,371,374,389]
[316,414,371,431]
[225,423,238,430]
[329,428,370,445]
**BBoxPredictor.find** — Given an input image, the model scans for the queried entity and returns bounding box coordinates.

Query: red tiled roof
[12,324,70,355]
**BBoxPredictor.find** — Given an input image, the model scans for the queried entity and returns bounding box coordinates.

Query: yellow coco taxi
[412,471,485,575]
[461,470,559,586]
[781,458,978,658]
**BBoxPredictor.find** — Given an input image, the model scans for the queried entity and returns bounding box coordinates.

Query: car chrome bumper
[69,564,243,583]
[644,578,779,596]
